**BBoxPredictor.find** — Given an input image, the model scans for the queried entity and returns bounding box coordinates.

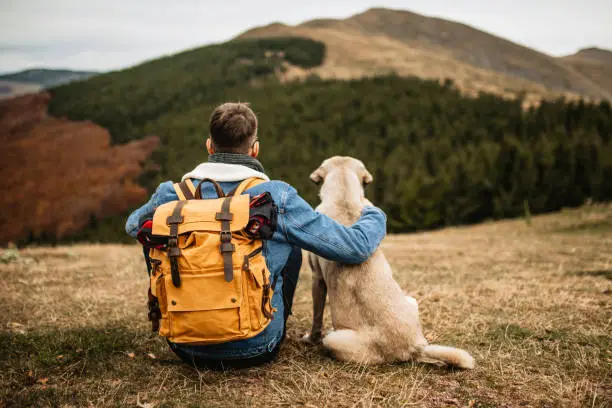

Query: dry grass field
[1,204,610,407]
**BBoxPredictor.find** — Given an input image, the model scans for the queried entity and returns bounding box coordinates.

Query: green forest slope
[47,37,612,241]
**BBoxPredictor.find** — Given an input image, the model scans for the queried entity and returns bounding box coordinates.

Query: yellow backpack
[147,177,275,345]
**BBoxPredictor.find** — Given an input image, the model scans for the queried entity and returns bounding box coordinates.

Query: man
[126,102,387,370]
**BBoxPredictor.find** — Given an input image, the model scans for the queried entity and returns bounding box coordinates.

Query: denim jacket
[126,175,387,359]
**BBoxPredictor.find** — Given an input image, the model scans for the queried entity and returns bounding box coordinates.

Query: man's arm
[277,185,387,264]
[125,181,177,238]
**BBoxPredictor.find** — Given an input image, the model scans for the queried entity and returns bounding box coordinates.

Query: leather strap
[147,288,161,332]
[173,180,197,200]
[178,181,195,200]
[196,178,225,199]
[184,179,197,196]
[147,259,162,332]
[261,270,274,319]
[217,196,235,282]
[166,200,187,287]
[172,183,186,200]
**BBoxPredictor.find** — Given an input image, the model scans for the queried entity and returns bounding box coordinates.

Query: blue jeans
[168,246,302,370]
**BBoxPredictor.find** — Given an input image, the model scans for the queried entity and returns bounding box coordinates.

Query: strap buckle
[166,214,184,225]
[220,231,232,242]
[220,241,235,254]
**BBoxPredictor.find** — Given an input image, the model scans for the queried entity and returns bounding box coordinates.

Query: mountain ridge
[238,7,612,102]
[0,68,98,99]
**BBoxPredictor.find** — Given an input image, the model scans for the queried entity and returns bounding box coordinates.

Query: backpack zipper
[150,258,162,276]
[261,270,274,319]
[242,246,263,272]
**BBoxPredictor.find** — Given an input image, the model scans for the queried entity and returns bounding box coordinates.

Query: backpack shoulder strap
[172,179,196,200]
[184,179,197,196]
[230,177,266,197]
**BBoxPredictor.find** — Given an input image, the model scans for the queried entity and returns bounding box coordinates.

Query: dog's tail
[418,344,475,369]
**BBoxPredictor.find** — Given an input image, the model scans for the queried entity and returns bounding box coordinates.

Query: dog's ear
[362,169,373,185]
[310,167,325,185]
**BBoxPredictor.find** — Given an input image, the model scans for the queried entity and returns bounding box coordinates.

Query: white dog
[301,156,474,369]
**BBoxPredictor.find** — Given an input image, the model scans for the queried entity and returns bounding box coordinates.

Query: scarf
[208,153,265,173]
[181,153,269,182]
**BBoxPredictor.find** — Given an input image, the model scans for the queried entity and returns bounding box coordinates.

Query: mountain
[238,8,612,102]
[0,69,98,99]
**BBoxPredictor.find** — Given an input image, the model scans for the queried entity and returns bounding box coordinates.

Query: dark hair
[209,102,258,153]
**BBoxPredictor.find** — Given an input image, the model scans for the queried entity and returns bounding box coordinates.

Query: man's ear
[206,138,214,154]
[310,167,325,185]
[250,141,260,158]
[362,169,373,185]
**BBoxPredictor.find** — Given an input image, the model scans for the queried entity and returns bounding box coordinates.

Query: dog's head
[310,156,373,187]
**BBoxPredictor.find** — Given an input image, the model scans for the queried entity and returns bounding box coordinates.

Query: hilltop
[239,8,612,102]
[565,47,612,64]
[561,47,612,101]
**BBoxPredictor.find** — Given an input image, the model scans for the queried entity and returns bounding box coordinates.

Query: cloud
[1,0,611,74]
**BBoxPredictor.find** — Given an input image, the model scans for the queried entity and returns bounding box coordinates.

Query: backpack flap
[151,194,251,286]
[151,194,250,235]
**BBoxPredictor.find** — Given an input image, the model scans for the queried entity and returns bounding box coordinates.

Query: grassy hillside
[44,36,612,242]
[1,205,610,406]
[49,37,325,144]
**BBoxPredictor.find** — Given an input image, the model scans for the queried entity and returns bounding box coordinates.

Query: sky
[1,0,611,74]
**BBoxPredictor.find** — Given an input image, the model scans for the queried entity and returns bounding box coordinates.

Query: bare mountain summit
[565,47,612,64]
[238,8,611,102]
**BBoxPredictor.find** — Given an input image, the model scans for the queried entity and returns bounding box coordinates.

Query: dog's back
[310,203,428,359]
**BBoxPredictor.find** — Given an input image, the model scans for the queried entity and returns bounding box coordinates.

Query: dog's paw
[300,332,322,345]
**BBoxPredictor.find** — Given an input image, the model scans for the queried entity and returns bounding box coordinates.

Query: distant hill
[0,80,41,100]
[239,8,612,102]
[0,68,98,99]
[560,48,612,100]
[0,68,98,87]
[564,47,612,64]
